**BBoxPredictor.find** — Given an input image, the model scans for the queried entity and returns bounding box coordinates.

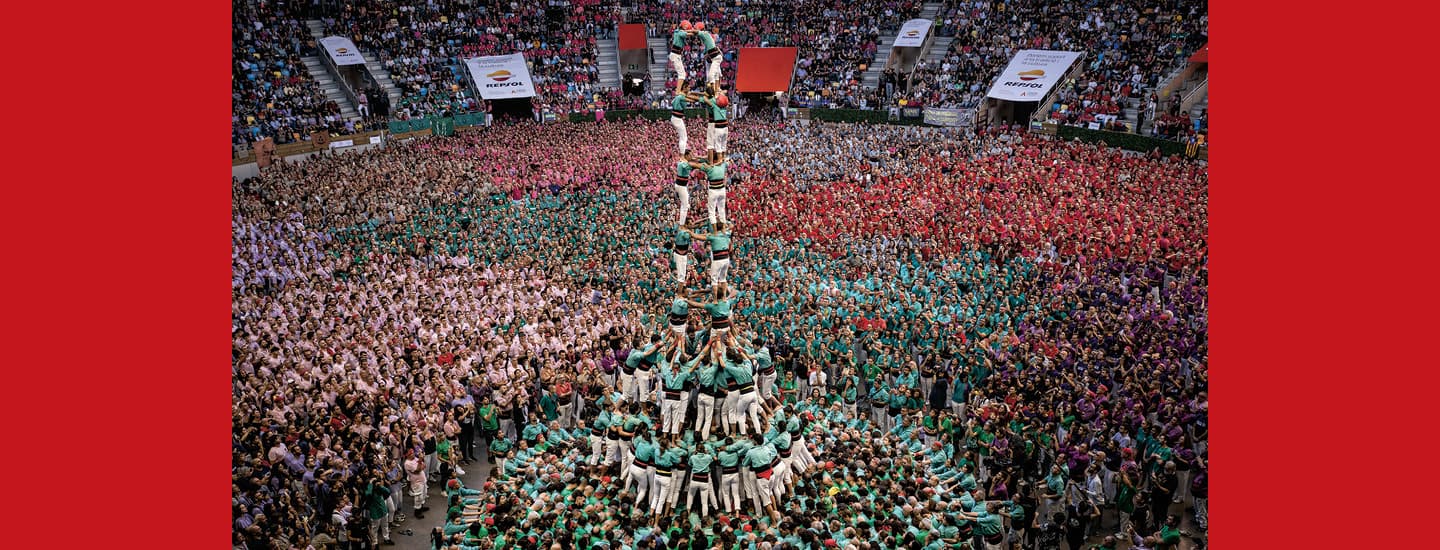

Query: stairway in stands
[1132,64,1207,135]
[860,35,899,90]
[1190,90,1208,120]
[297,56,361,121]
[924,37,956,66]
[303,20,401,114]
[862,1,946,90]
[647,35,671,90]
[596,39,621,91]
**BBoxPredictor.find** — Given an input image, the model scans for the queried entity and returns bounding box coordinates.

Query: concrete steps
[597,39,621,90]
[919,2,944,22]
[862,2,944,91]
[647,36,671,86]
[304,20,401,112]
[924,36,955,65]
[300,56,360,119]
[861,35,898,89]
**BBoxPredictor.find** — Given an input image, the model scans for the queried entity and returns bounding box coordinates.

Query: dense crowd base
[233,119,1206,550]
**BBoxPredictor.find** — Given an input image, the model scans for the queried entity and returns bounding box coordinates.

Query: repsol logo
[1004,81,1044,88]
[485,82,525,88]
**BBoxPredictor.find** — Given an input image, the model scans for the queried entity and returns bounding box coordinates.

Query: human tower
[582,19,817,525]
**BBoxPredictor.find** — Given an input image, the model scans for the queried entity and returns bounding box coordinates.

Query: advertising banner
[319,36,367,66]
[464,54,538,99]
[893,19,934,48]
[985,50,1083,101]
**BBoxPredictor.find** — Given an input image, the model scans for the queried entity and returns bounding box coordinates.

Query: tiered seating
[320,0,625,119]
[231,0,338,145]
[628,0,921,107]
[889,0,1208,121]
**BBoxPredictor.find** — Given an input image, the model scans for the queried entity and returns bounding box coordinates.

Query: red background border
[619,23,649,51]
[735,47,800,93]
[0,1,1434,547]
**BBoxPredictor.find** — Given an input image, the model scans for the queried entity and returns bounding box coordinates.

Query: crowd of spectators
[232,0,343,147]
[887,0,1207,133]
[628,0,920,109]
[233,0,1209,155]
[232,117,1207,550]
[316,0,625,120]
[1147,90,1207,143]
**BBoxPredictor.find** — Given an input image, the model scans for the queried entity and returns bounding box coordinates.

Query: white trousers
[674,184,690,226]
[620,372,636,402]
[619,443,635,480]
[706,125,728,153]
[669,52,687,81]
[794,436,816,470]
[672,251,689,283]
[743,468,772,512]
[720,390,738,434]
[771,460,792,499]
[666,468,686,509]
[662,397,688,435]
[634,370,655,403]
[696,393,717,440]
[720,471,740,513]
[707,55,721,84]
[604,437,622,465]
[651,472,673,514]
[589,434,605,465]
[758,372,777,401]
[709,255,730,285]
[671,116,688,154]
[733,390,761,434]
[706,188,728,227]
[688,473,717,516]
[626,463,652,504]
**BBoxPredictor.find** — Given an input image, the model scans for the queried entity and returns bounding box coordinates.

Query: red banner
[735,47,799,93]
[1189,42,1208,64]
[619,24,648,51]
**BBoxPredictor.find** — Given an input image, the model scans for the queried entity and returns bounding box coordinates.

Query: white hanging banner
[319,36,367,66]
[464,54,538,99]
[985,50,1083,101]
[892,19,934,48]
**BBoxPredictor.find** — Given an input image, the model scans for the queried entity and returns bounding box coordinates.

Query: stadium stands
[231,0,339,146]
[887,0,1208,140]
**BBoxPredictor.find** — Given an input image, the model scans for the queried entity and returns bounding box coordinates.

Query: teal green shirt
[704,98,727,123]
[702,162,726,182]
[704,298,735,320]
[689,450,714,472]
[705,231,731,252]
